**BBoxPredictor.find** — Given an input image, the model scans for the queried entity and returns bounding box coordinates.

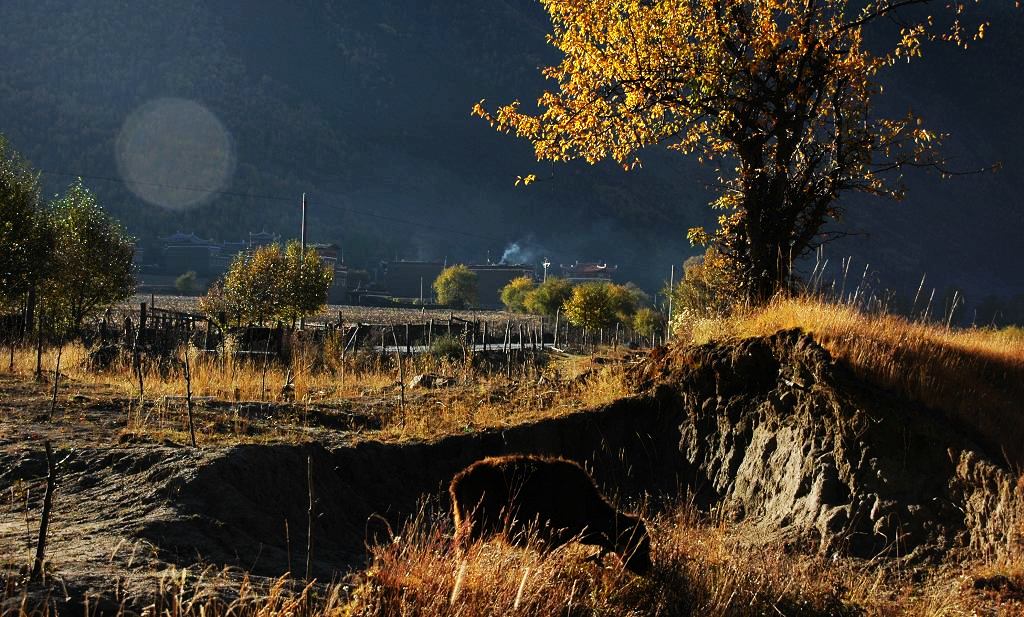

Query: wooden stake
[33,310,44,381]
[31,441,56,581]
[306,455,315,581]
[391,328,405,423]
[183,344,198,448]
[553,309,560,349]
[48,335,65,421]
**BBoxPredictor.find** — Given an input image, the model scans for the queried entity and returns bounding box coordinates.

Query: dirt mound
[4,328,1021,606]
[1,391,684,585]
[636,328,1023,560]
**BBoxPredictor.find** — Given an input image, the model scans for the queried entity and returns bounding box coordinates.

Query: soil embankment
[2,328,1021,604]
[635,328,1022,560]
[0,389,684,584]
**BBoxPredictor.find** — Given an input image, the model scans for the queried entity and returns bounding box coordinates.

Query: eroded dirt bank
[0,389,684,587]
[636,329,1023,561]
[2,329,1021,610]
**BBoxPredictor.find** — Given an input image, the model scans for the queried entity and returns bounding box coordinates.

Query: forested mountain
[0,0,1021,298]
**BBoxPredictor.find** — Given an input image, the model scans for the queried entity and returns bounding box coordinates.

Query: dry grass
[676,296,1024,466]
[1,566,352,617]
[0,343,630,445]
[4,505,1022,617]
[341,502,1017,616]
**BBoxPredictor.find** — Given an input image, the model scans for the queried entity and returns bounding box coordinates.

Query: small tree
[0,136,50,317]
[633,307,663,340]
[500,276,535,312]
[214,241,332,325]
[606,282,646,324]
[175,271,198,295]
[433,264,478,308]
[668,248,738,321]
[41,180,134,333]
[222,244,285,324]
[198,279,236,326]
[563,282,616,331]
[523,276,573,317]
[280,240,334,325]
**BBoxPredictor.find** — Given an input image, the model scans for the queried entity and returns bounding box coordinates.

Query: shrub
[205,241,332,325]
[523,277,573,317]
[633,307,663,339]
[500,276,535,312]
[669,248,739,332]
[175,271,198,294]
[429,334,464,362]
[563,282,617,330]
[433,265,478,308]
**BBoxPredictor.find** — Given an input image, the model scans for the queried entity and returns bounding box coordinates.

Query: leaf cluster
[204,241,333,326]
[1,137,134,333]
[562,281,648,329]
[433,265,478,309]
[500,276,576,318]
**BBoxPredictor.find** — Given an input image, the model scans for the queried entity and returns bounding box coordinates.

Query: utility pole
[299,193,307,330]
[668,264,675,325]
[542,259,551,282]
[300,192,307,255]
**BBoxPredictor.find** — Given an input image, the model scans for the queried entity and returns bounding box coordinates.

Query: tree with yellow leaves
[475,0,1005,303]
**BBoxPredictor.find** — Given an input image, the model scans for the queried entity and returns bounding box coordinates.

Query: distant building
[211,240,247,273]
[468,264,535,308]
[248,230,280,249]
[309,243,349,303]
[560,261,618,284]
[384,261,446,300]
[160,231,219,276]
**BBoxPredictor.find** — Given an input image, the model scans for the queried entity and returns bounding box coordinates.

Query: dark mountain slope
[0,0,1020,295]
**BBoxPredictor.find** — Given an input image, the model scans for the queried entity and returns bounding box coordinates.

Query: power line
[38,169,508,246]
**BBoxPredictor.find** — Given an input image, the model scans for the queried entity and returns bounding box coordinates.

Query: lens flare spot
[116,98,234,210]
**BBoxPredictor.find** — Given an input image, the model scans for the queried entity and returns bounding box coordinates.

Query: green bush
[500,276,535,312]
[429,334,464,362]
[433,265,478,308]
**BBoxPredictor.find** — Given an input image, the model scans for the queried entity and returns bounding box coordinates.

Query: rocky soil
[635,329,1023,561]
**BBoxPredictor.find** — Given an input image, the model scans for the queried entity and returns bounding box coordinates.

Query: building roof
[160,231,215,246]
[561,261,618,275]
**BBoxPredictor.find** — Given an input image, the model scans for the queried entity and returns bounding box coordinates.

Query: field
[122,295,541,328]
[2,297,1024,616]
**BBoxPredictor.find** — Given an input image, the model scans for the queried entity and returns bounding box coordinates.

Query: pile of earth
[2,329,1021,610]
[633,328,1023,561]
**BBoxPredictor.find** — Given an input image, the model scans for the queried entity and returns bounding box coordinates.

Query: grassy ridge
[679,296,1024,465]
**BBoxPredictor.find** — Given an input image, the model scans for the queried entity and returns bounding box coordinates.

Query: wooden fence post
[391,328,406,423]
[184,344,198,447]
[30,441,56,581]
[553,309,560,349]
[305,455,315,581]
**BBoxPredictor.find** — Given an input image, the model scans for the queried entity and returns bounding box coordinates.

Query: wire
[39,169,508,245]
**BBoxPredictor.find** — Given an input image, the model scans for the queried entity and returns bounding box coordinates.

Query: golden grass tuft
[342,503,1009,616]
[676,296,1024,466]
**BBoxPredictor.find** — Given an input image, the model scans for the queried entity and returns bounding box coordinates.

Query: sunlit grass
[1,342,629,445]
[343,502,1011,616]
[675,296,1024,456]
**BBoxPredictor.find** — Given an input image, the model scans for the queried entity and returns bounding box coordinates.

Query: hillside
[0,0,1021,296]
